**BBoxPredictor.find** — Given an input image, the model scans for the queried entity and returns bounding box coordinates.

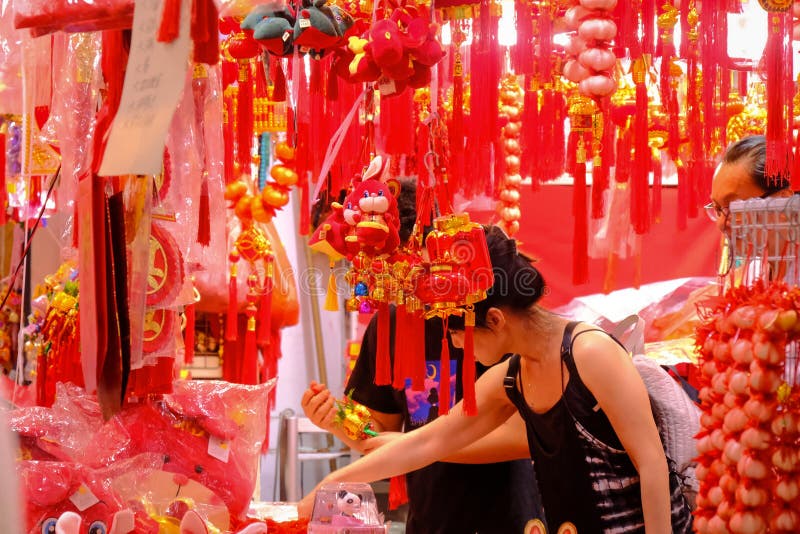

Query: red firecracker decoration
[497,75,524,236]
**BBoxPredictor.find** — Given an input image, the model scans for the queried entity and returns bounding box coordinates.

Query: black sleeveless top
[503,321,693,533]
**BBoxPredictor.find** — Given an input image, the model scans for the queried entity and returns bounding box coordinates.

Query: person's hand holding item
[361,431,403,454]
[297,490,317,519]
[300,381,336,431]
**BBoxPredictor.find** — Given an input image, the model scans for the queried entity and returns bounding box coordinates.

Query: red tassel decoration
[242,312,258,385]
[388,475,409,510]
[449,34,465,192]
[0,132,6,226]
[226,252,239,342]
[157,0,181,43]
[764,11,793,185]
[573,142,589,285]
[462,309,477,416]
[411,311,426,391]
[257,267,273,349]
[793,116,800,191]
[191,0,219,65]
[439,316,450,416]
[393,305,408,390]
[652,155,662,223]
[641,0,655,56]
[184,302,195,364]
[632,59,650,235]
[223,96,235,184]
[271,58,287,102]
[197,176,210,245]
[375,302,392,385]
[237,60,254,176]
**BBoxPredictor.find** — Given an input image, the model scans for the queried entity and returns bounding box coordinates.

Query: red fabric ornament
[631,60,650,235]
[410,311,426,391]
[573,155,589,285]
[226,252,239,342]
[197,177,210,246]
[256,274,273,350]
[388,475,409,510]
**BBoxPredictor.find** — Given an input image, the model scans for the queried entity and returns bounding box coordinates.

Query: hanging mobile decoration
[497,74,524,237]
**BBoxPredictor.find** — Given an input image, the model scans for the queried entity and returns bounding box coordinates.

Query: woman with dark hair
[300,225,693,533]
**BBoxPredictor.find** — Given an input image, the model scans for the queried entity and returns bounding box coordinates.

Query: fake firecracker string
[763,8,794,185]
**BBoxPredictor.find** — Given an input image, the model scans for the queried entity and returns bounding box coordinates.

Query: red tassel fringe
[226,267,238,342]
[184,303,195,364]
[191,0,219,65]
[632,79,650,234]
[765,12,793,185]
[462,323,477,416]
[573,161,589,285]
[393,305,409,390]
[157,0,181,43]
[243,317,258,384]
[439,317,450,415]
[257,282,272,349]
[197,177,210,246]
[411,312,426,391]
[237,62,254,175]
[375,302,392,385]
[389,475,409,510]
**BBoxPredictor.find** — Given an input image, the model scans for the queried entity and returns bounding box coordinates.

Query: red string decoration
[764,11,793,185]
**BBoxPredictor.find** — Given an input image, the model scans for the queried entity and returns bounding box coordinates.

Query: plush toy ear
[385,178,401,198]
[337,490,347,499]
[362,155,385,181]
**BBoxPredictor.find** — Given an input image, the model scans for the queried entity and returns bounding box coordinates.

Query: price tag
[69,484,100,512]
[208,435,231,463]
[299,18,311,28]
[378,78,397,96]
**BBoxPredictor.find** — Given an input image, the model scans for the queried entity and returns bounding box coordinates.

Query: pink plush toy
[350,156,400,257]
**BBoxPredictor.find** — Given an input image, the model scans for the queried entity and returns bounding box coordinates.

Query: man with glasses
[706,135,792,230]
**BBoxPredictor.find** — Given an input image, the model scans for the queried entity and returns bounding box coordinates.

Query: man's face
[709,160,765,233]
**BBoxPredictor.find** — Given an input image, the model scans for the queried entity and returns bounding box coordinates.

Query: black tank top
[503,321,693,533]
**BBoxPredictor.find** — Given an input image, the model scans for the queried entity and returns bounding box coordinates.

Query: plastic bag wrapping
[17,458,161,534]
[0,0,22,114]
[187,63,228,288]
[108,379,275,519]
[124,176,153,370]
[10,382,103,462]
[636,276,719,342]
[48,32,102,212]
[156,65,205,314]
[12,0,132,36]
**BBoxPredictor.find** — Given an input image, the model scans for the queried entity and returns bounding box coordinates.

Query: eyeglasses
[704,202,729,222]
[704,191,777,222]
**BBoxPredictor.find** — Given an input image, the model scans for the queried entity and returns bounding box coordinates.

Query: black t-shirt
[346,309,540,534]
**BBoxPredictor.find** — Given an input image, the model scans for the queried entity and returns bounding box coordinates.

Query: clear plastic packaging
[13,0,133,36]
[308,482,386,533]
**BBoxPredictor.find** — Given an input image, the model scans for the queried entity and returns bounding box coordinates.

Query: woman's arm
[439,412,530,463]
[298,362,518,515]
[572,331,672,534]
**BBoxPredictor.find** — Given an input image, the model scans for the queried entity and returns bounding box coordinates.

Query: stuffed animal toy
[309,200,351,261]
[111,381,269,520]
[331,490,364,527]
[351,157,401,257]
[241,4,296,57]
[18,460,148,534]
[293,0,344,52]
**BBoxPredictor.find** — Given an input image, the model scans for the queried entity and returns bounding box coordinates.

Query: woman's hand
[297,489,318,519]
[361,432,403,453]
[300,381,336,431]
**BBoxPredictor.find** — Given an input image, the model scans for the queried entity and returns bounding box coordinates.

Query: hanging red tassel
[573,142,589,285]
[411,311,426,391]
[632,59,650,235]
[184,302,195,364]
[271,58,287,102]
[793,115,800,191]
[439,316,450,416]
[641,0,655,56]
[197,176,210,245]
[375,302,392,385]
[652,154,662,223]
[0,132,6,226]
[223,96,235,184]
[257,266,273,349]
[237,60,254,175]
[764,11,793,185]
[157,0,181,43]
[462,309,477,416]
[242,311,258,385]
[450,36,465,192]
[388,475,409,510]
[393,305,407,390]
[191,0,219,65]
[226,253,239,342]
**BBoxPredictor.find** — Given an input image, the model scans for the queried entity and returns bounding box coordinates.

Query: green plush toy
[242,4,297,57]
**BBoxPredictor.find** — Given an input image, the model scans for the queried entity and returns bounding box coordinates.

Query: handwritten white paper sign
[98,0,191,176]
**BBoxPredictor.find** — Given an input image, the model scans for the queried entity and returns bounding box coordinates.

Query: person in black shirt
[301,182,540,533]
[301,225,693,533]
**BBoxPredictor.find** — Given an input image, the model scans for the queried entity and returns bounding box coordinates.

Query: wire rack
[727,196,800,287]
[727,195,800,386]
